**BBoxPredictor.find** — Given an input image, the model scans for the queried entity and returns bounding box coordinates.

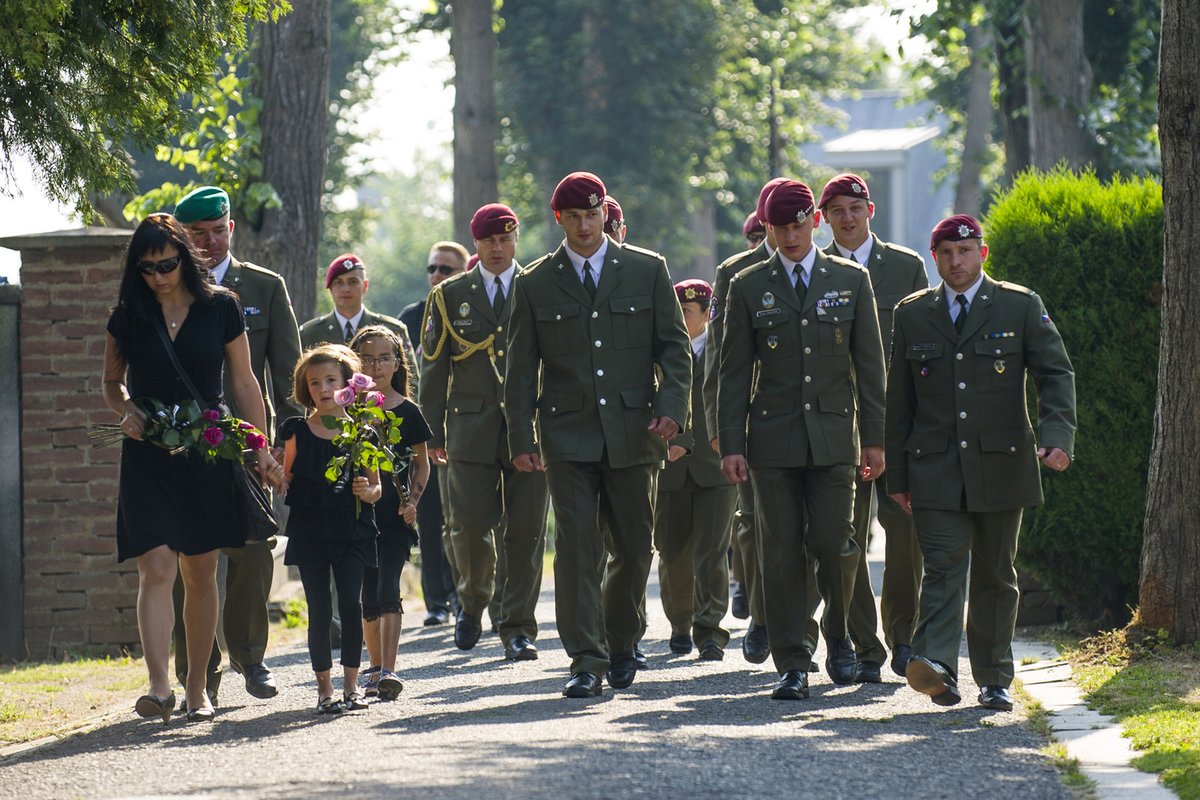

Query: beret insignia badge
[684,287,697,300]
[796,210,808,223]
[219,200,229,215]
[343,258,356,270]
[958,224,971,238]
[588,193,600,207]
[851,183,862,194]
[504,220,516,232]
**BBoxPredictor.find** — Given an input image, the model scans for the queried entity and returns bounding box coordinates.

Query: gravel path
[1,541,1069,800]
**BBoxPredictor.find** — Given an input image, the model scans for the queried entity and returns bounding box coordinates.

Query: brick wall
[7,229,138,658]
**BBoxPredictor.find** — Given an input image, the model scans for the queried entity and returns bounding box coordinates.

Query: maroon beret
[930,214,984,250]
[763,180,816,227]
[466,254,479,271]
[818,173,871,209]
[470,203,519,240]
[551,171,606,212]
[674,278,713,305]
[742,211,765,238]
[755,177,789,222]
[325,253,364,289]
[603,195,624,234]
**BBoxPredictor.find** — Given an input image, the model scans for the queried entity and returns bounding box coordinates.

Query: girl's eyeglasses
[359,356,397,367]
[137,256,182,275]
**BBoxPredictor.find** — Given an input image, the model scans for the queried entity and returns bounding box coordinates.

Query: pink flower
[246,432,267,450]
[365,391,386,408]
[203,427,225,446]
[239,421,256,430]
[202,409,221,421]
[348,372,375,391]
[334,386,357,406]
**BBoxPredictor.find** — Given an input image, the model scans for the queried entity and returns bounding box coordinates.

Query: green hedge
[984,167,1162,625]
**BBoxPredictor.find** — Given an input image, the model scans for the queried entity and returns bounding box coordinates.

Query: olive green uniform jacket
[298,307,417,374]
[885,274,1076,511]
[823,233,927,359]
[504,241,692,467]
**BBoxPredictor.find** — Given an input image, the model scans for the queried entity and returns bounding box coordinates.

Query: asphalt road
[0,542,1069,800]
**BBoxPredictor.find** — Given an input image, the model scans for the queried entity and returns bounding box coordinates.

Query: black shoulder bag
[153,320,278,544]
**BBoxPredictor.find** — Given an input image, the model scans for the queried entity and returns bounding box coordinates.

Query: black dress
[280,417,378,568]
[376,398,433,549]
[108,293,247,562]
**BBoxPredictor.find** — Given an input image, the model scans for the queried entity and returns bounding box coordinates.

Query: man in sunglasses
[401,242,468,626]
[172,185,304,705]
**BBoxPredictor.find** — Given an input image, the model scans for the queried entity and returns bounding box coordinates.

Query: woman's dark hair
[111,213,227,358]
[348,325,413,396]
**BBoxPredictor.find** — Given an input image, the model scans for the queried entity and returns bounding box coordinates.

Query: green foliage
[281,597,308,628]
[984,166,1162,623]
[0,0,287,219]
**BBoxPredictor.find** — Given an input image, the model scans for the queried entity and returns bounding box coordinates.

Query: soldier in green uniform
[887,215,1075,711]
[172,185,303,702]
[419,203,549,659]
[717,180,887,700]
[505,172,691,698]
[818,174,929,682]
[299,254,417,362]
[655,279,737,660]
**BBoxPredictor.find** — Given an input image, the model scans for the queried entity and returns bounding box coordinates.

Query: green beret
[174,186,231,223]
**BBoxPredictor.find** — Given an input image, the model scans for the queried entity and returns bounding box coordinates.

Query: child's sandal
[343,691,368,711]
[317,696,343,715]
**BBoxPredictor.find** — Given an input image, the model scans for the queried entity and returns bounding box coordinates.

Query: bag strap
[153,316,206,408]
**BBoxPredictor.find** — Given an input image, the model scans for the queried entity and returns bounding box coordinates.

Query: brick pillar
[1,228,139,658]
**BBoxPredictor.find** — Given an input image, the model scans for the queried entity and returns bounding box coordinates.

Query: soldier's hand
[431,447,448,465]
[859,446,885,481]
[721,454,749,484]
[889,492,912,515]
[648,416,680,440]
[512,452,544,472]
[667,445,687,462]
[1037,446,1071,472]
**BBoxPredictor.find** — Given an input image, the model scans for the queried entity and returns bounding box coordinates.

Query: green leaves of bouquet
[320,372,405,498]
[89,398,268,463]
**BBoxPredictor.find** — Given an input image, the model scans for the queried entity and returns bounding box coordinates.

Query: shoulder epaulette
[521,253,554,273]
[879,241,922,261]
[995,280,1035,296]
[897,287,936,306]
[618,242,666,262]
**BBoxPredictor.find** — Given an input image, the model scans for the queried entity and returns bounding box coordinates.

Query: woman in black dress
[102,214,282,721]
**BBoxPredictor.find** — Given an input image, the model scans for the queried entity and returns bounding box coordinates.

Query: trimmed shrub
[984,167,1162,625]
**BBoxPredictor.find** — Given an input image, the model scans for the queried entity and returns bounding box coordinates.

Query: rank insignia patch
[761,292,775,309]
[458,302,470,317]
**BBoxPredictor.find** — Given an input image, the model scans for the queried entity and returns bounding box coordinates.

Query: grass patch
[1013,681,1097,797]
[1065,622,1200,800]
[0,654,144,744]
[281,597,308,629]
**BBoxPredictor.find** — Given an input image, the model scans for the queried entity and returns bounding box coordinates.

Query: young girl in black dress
[349,326,431,700]
[279,344,381,714]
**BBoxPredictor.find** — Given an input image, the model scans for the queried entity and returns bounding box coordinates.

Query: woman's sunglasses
[137,256,182,275]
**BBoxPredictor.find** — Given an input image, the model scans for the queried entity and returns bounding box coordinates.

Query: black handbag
[153,319,278,544]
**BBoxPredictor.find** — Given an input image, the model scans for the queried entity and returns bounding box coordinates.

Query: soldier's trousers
[174,538,274,687]
[845,475,889,664]
[911,507,1022,689]
[732,480,765,625]
[751,464,858,674]
[419,465,457,614]
[879,486,922,650]
[444,459,548,644]
[654,477,736,648]
[546,459,656,676]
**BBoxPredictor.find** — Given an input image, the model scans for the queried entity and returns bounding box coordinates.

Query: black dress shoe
[906,655,962,706]
[454,612,482,650]
[504,636,539,661]
[698,641,724,661]
[855,660,882,684]
[742,623,770,664]
[562,672,602,698]
[771,670,810,700]
[731,581,750,620]
[824,637,858,685]
[423,609,450,626]
[233,662,278,699]
[978,685,1014,711]
[669,633,693,655]
[890,644,913,678]
[633,646,648,670]
[607,655,638,689]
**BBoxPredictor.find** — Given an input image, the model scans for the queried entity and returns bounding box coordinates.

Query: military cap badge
[851,183,862,194]
[684,287,697,300]
[958,224,971,238]
[589,193,600,207]
[219,200,229,215]
[796,210,808,223]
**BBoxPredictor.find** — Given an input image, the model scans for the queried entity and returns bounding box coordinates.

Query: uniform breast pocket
[535,304,585,356]
[752,310,793,359]
[905,344,947,395]
[610,296,652,349]
[243,314,268,338]
[450,319,482,354]
[816,308,854,355]
[974,339,1024,392]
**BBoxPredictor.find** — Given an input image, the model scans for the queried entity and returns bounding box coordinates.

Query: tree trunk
[237,0,331,325]
[954,24,992,217]
[685,193,717,279]
[1140,0,1200,644]
[994,1,1030,184]
[451,0,500,250]
[1023,0,1094,171]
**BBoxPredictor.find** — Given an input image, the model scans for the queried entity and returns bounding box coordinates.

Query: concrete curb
[1013,641,1176,800]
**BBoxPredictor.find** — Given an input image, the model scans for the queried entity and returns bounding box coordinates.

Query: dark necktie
[847,251,858,263]
[793,267,807,305]
[492,276,506,316]
[344,320,354,342]
[582,260,597,299]
[954,294,968,334]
